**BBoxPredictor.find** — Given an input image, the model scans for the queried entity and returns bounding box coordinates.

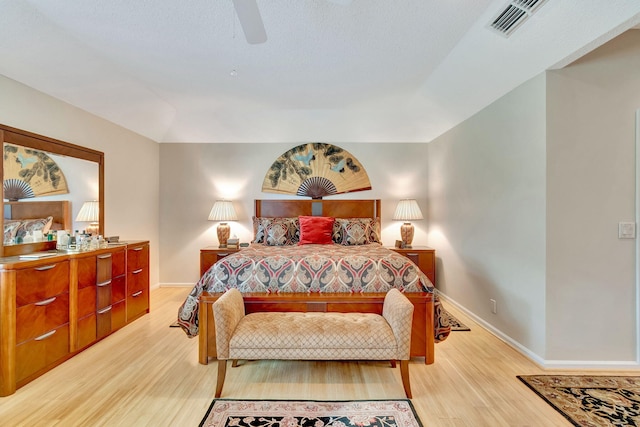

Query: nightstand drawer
[389,246,436,285]
[200,247,241,276]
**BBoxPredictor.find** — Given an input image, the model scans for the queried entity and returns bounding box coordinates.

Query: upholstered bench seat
[230,311,398,360]
[213,288,414,398]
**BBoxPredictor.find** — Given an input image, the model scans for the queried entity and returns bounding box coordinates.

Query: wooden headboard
[255,199,381,219]
[4,200,72,231]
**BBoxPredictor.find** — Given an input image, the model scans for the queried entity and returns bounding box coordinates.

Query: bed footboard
[198,291,434,365]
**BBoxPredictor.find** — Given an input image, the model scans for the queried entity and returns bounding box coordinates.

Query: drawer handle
[34,264,56,271]
[133,247,143,252]
[35,330,57,341]
[132,268,143,274]
[35,296,56,306]
[97,254,112,259]
[218,253,229,257]
[407,253,418,257]
[97,279,112,287]
[97,305,113,314]
[132,290,143,297]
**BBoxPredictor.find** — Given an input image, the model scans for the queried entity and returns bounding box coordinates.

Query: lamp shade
[76,201,99,222]
[208,200,238,222]
[392,199,423,221]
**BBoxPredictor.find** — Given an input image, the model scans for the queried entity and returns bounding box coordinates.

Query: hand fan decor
[3,144,69,201]
[262,143,371,199]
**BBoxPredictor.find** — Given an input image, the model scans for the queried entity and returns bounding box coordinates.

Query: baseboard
[436,291,640,369]
[159,282,196,287]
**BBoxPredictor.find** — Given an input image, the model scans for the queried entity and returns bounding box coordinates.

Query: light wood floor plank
[0,287,630,426]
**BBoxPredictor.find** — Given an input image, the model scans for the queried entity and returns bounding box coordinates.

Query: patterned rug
[441,308,470,331]
[517,375,640,426]
[199,399,423,427]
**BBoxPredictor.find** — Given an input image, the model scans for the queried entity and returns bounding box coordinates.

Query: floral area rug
[517,375,640,426]
[441,308,470,331]
[199,399,422,427]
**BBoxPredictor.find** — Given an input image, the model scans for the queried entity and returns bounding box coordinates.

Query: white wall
[427,74,548,358]
[545,30,640,363]
[158,143,429,284]
[428,30,640,365]
[0,75,161,287]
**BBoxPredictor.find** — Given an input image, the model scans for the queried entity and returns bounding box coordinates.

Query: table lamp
[208,200,238,248]
[76,200,100,235]
[392,199,423,248]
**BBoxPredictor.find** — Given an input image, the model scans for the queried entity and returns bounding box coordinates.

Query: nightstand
[200,246,241,277]
[388,246,436,285]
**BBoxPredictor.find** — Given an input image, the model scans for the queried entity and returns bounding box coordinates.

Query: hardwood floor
[0,287,624,426]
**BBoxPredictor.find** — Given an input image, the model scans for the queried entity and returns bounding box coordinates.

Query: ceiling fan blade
[232,0,267,44]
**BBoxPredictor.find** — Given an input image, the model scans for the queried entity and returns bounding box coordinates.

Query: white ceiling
[0,0,639,143]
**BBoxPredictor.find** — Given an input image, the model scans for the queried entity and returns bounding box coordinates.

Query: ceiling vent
[489,0,549,37]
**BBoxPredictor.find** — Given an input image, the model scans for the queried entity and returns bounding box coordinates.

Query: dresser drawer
[77,313,96,349]
[16,323,69,383]
[112,275,126,303]
[77,285,97,318]
[16,292,69,344]
[96,305,112,339]
[112,248,126,277]
[16,261,70,307]
[128,267,149,293]
[77,256,97,289]
[127,287,149,321]
[127,244,149,272]
[111,300,127,331]
[96,278,112,310]
[96,252,113,286]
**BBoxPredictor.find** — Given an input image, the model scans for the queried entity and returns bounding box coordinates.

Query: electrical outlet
[490,299,497,314]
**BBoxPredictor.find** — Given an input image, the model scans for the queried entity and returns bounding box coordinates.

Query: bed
[177,199,451,365]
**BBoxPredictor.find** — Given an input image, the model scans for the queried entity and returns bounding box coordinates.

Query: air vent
[489,0,549,37]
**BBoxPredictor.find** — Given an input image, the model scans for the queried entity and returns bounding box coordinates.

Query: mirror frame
[0,124,104,257]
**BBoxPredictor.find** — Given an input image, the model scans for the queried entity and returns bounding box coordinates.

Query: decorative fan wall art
[262,143,371,199]
[3,144,69,201]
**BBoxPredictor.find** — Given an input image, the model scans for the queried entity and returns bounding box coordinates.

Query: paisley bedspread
[177,243,451,342]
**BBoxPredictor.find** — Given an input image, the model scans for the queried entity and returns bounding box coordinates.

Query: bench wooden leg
[390,360,396,368]
[232,359,239,368]
[400,360,412,398]
[215,360,227,398]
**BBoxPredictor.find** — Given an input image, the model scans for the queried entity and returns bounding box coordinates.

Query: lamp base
[85,223,99,236]
[217,223,230,248]
[400,222,414,248]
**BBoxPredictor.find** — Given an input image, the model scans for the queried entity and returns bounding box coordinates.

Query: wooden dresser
[0,241,149,396]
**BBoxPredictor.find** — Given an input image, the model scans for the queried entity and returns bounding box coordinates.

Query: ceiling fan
[232,0,352,44]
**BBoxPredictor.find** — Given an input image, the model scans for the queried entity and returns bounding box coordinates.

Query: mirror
[0,124,104,257]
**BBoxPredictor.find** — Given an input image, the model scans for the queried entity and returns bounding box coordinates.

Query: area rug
[199,399,423,427]
[441,308,470,331]
[517,375,640,426]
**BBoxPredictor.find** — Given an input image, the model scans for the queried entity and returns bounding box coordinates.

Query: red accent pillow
[298,216,335,245]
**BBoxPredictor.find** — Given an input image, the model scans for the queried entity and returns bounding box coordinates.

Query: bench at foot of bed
[198,290,434,366]
[212,288,414,398]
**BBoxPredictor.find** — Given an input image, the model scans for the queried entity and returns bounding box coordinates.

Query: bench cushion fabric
[229,311,397,360]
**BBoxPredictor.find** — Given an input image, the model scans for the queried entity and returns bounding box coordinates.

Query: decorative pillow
[3,220,21,244]
[252,216,265,243]
[14,216,54,239]
[333,217,381,245]
[261,217,300,246]
[299,216,335,245]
